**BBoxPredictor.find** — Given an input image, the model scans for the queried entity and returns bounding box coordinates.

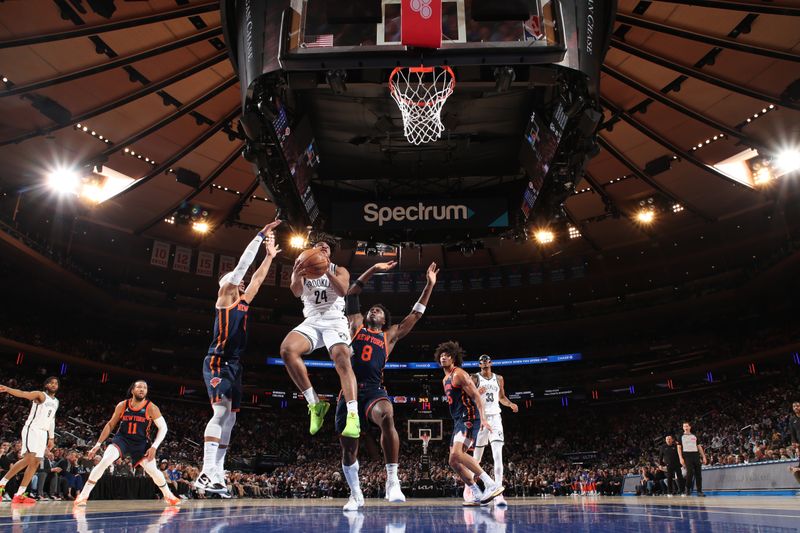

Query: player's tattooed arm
[0,385,45,403]
[289,260,305,297]
[458,369,489,431]
[388,262,439,347]
[497,375,519,413]
[88,401,125,459]
[347,261,397,296]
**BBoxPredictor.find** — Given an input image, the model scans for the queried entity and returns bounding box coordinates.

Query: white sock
[15,485,27,496]
[303,387,319,405]
[469,483,482,497]
[490,441,504,485]
[203,441,219,475]
[0,477,7,487]
[216,445,228,477]
[385,463,399,483]
[342,461,361,495]
[479,472,494,486]
[346,400,358,415]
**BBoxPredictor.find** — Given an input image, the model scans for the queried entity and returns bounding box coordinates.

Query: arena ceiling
[0,0,798,269]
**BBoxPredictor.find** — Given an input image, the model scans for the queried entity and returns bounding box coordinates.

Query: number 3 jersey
[477,373,501,416]
[301,263,345,319]
[351,327,388,389]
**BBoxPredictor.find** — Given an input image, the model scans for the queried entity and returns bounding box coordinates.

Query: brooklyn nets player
[465,354,518,506]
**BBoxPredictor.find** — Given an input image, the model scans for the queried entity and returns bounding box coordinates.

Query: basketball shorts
[475,413,504,447]
[111,435,149,465]
[334,387,391,436]
[21,425,48,458]
[203,355,243,411]
[292,315,351,353]
[450,418,478,448]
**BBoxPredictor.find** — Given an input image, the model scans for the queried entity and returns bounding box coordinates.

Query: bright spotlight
[80,184,104,204]
[534,229,555,244]
[636,209,656,224]
[46,168,81,195]
[289,235,307,249]
[776,149,800,174]
[192,221,210,234]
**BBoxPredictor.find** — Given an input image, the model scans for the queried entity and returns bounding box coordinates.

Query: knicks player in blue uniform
[437,341,504,506]
[75,380,178,506]
[335,262,439,510]
[197,219,282,495]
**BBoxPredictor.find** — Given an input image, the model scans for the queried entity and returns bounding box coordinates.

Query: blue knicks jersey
[118,400,151,443]
[443,368,476,421]
[351,327,388,389]
[208,298,249,360]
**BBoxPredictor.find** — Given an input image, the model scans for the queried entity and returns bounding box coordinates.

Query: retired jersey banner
[150,241,170,268]
[219,255,235,277]
[279,266,291,288]
[401,0,442,48]
[173,246,192,273]
[196,251,214,277]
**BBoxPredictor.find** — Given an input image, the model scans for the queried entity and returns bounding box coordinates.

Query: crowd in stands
[1,364,798,501]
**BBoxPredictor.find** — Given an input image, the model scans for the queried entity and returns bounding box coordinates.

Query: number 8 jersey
[351,326,388,389]
[301,263,346,319]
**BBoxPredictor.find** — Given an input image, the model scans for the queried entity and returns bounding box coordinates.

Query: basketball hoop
[421,433,431,454]
[389,65,455,145]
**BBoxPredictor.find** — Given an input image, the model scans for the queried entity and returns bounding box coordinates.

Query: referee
[677,421,707,497]
[789,401,800,485]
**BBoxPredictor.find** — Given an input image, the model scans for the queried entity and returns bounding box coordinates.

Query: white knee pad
[204,401,231,440]
[140,459,165,483]
[89,445,120,482]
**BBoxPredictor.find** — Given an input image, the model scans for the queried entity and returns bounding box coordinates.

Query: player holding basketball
[74,380,178,506]
[0,377,60,504]
[465,354,518,507]
[437,341,504,506]
[336,261,439,510]
[196,220,281,495]
[280,238,360,438]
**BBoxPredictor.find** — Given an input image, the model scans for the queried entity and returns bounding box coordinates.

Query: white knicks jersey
[24,393,59,432]
[300,263,346,319]
[478,373,501,416]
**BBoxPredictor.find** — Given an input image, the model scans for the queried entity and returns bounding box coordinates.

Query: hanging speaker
[471,0,530,21]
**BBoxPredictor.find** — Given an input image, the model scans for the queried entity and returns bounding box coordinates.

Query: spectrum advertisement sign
[330,198,510,230]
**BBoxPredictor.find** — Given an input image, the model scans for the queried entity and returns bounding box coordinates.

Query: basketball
[296,248,329,277]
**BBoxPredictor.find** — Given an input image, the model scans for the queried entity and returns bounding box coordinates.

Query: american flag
[304,34,334,48]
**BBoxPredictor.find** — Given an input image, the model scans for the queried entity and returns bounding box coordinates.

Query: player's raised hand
[264,233,281,258]
[426,262,439,285]
[260,219,282,234]
[373,261,398,272]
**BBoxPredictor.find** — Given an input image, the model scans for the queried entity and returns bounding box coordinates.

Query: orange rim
[389,65,455,108]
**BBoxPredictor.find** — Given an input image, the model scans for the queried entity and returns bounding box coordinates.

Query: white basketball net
[389,66,455,145]
[421,433,431,453]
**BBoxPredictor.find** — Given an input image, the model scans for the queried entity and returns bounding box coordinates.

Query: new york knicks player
[336,261,439,510]
[0,377,60,504]
[280,238,360,438]
[196,220,281,495]
[437,341,504,506]
[75,380,178,506]
[466,354,518,507]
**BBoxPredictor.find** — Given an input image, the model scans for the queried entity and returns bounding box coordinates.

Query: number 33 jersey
[351,327,388,389]
[478,373,501,416]
[301,263,346,319]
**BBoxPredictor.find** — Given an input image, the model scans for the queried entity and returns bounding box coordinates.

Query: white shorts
[21,425,48,458]
[475,413,504,447]
[292,315,351,353]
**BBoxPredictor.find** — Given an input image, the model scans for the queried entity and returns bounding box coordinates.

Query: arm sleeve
[151,416,168,449]
[48,419,55,440]
[221,234,264,287]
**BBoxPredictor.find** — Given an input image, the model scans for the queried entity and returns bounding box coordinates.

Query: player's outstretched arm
[143,403,167,462]
[497,375,519,413]
[243,232,281,303]
[289,260,305,297]
[325,264,350,297]
[220,220,281,290]
[388,262,439,347]
[88,401,125,459]
[0,385,45,403]
[347,261,397,296]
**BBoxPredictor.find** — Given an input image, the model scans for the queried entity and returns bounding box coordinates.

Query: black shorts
[334,387,391,436]
[111,435,149,466]
[203,355,243,411]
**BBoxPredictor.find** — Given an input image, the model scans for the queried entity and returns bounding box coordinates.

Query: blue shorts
[450,418,478,448]
[111,435,149,465]
[334,386,391,436]
[203,355,242,411]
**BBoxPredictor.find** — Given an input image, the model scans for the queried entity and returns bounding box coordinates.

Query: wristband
[257,232,266,240]
[345,294,361,316]
[413,302,426,314]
